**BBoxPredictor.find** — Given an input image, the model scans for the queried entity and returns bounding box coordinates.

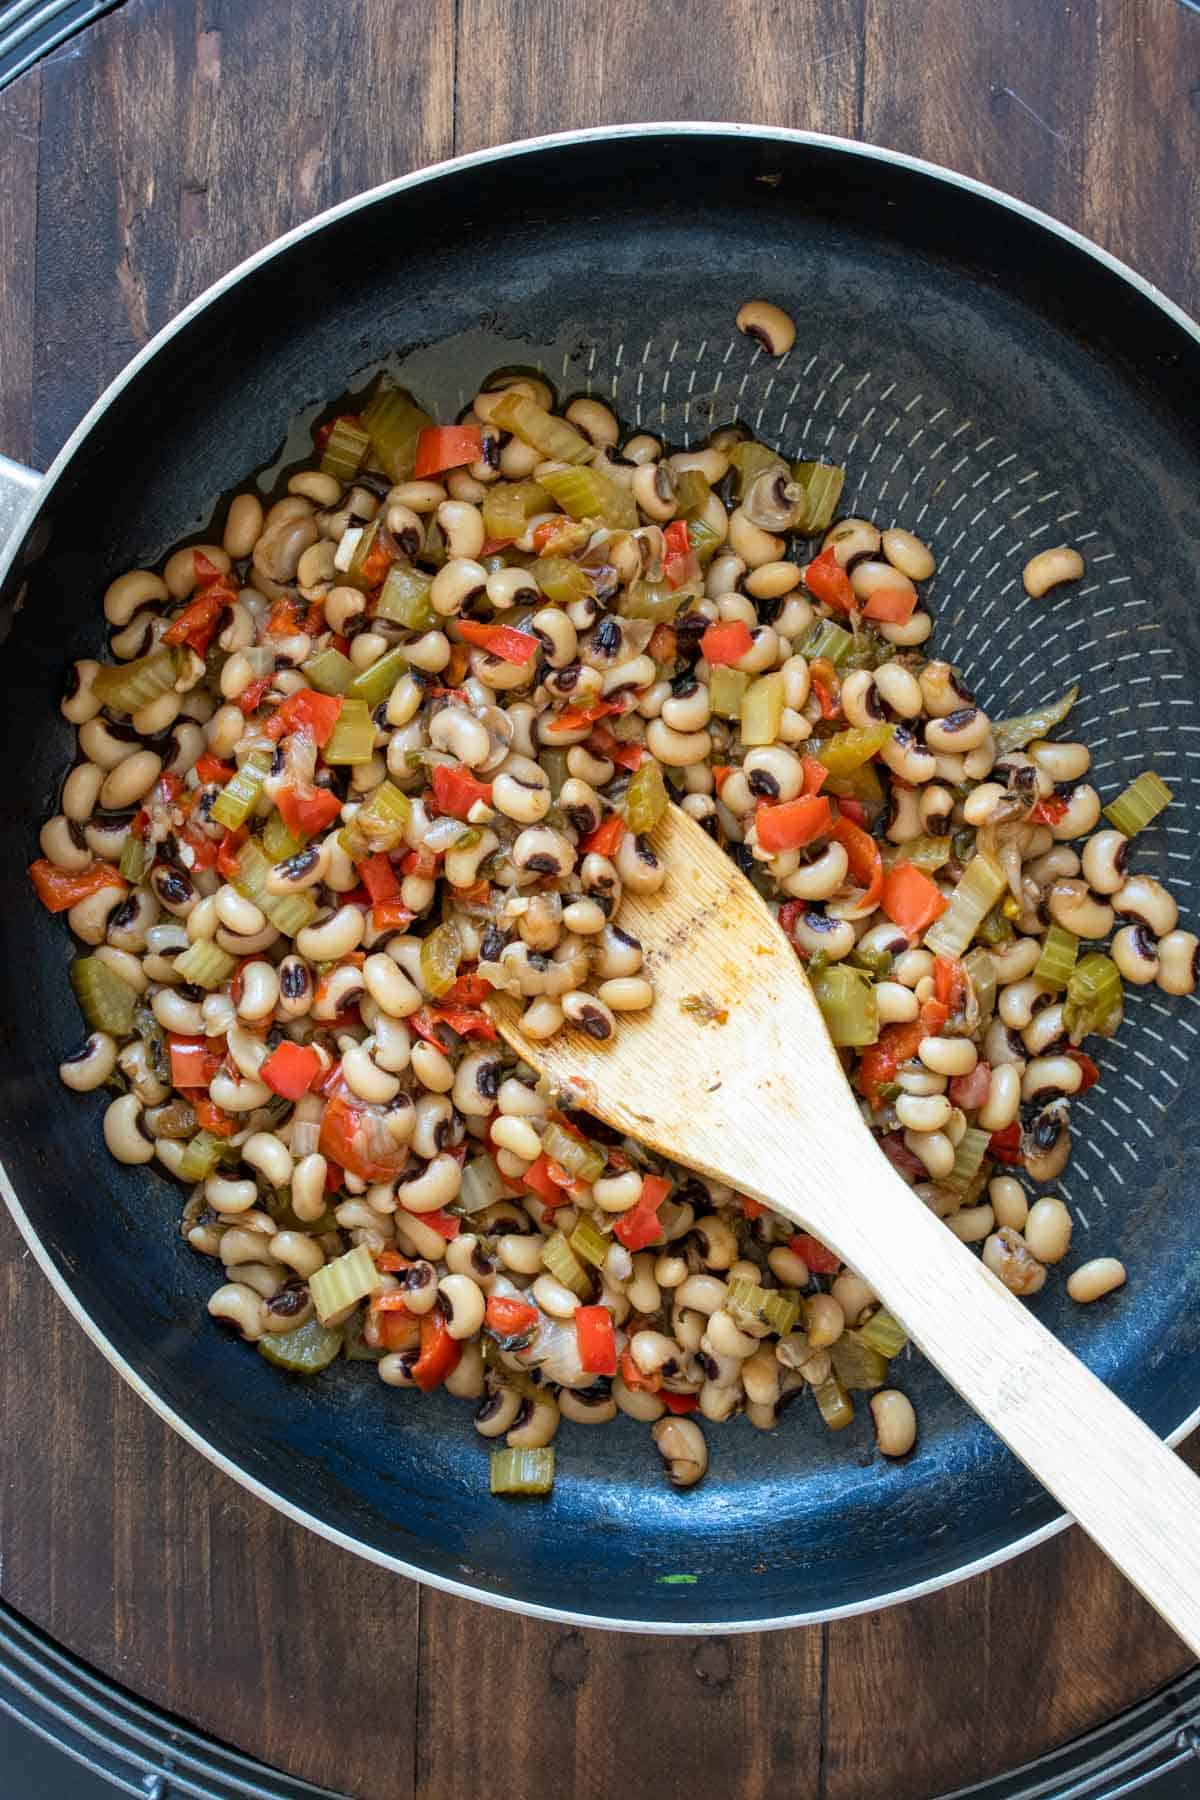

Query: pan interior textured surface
[2,131,1199,1629]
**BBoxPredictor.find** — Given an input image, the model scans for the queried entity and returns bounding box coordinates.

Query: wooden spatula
[491,803,1200,1654]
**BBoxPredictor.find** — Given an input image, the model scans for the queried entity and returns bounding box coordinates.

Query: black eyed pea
[745,560,802,600]
[1080,828,1129,895]
[342,1041,402,1105]
[396,1152,462,1214]
[1113,873,1178,937]
[727,507,784,568]
[564,396,619,446]
[735,298,796,356]
[62,660,106,726]
[62,760,106,822]
[946,1204,996,1244]
[521,997,565,1041]
[310,965,365,1023]
[411,1093,453,1159]
[445,1343,488,1404]
[881,527,936,582]
[880,724,937,784]
[873,661,924,718]
[874,980,920,1027]
[290,1153,330,1223]
[1029,739,1091,784]
[41,814,92,873]
[513,825,576,879]
[430,557,487,618]
[1022,1104,1072,1183]
[207,1282,267,1341]
[652,1414,708,1487]
[203,1171,260,1217]
[241,1132,294,1189]
[104,569,170,627]
[1048,784,1102,840]
[594,924,643,979]
[59,1031,118,1093]
[1111,923,1160,986]
[429,705,491,768]
[596,977,654,1013]
[410,1038,455,1093]
[475,1386,525,1437]
[870,1390,917,1458]
[979,1063,1023,1134]
[675,1274,729,1316]
[982,1227,1047,1296]
[558,991,613,1041]
[268,1230,326,1281]
[632,460,677,521]
[789,910,856,963]
[767,1245,810,1288]
[209,1069,273,1114]
[560,1389,619,1425]
[296,904,366,963]
[151,985,206,1036]
[593,1170,645,1215]
[625,1253,661,1315]
[1022,544,1084,599]
[644,717,712,768]
[403,629,452,675]
[841,669,886,731]
[823,517,881,567]
[698,1381,741,1423]
[1157,929,1199,997]
[1066,1257,1126,1304]
[446,828,499,890]
[849,560,918,613]
[988,1175,1029,1231]
[507,1392,561,1450]
[1024,1196,1073,1265]
[490,1115,543,1162]
[149,864,197,921]
[804,1293,845,1349]
[1027,845,1081,886]
[918,1035,977,1077]
[631,1329,683,1377]
[235,959,279,1022]
[904,1128,956,1181]
[388,477,447,513]
[924,706,991,754]
[742,1345,782,1408]
[707,1309,758,1360]
[661,681,712,733]
[886,787,923,845]
[1047,878,1113,940]
[894,1092,953,1133]
[744,745,806,803]
[831,1272,875,1325]
[438,1273,487,1340]
[530,1273,581,1319]
[222,492,263,558]
[436,500,485,561]
[562,897,608,936]
[691,1213,738,1272]
[361,951,423,1019]
[453,1048,502,1119]
[989,935,1043,985]
[79,717,141,771]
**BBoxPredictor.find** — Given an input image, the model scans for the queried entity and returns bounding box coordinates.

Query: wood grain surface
[1,1,1198,1795]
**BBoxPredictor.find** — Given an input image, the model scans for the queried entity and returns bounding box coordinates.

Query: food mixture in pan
[33,298,1195,1495]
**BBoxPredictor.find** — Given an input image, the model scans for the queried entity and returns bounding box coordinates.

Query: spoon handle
[761,1150,1200,1656]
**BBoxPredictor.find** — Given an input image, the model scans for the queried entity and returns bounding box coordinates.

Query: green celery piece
[541,1121,605,1184]
[856,1308,908,1358]
[726,1278,799,1338]
[810,964,879,1048]
[812,1374,855,1430]
[924,851,1006,959]
[302,648,357,695]
[375,563,435,629]
[793,462,846,535]
[1103,770,1172,836]
[625,761,669,834]
[118,834,146,883]
[319,416,370,483]
[569,1216,611,1270]
[70,955,138,1035]
[178,1130,226,1183]
[344,646,408,708]
[709,666,750,719]
[262,812,306,862]
[490,1446,555,1495]
[1064,953,1124,1044]
[541,1231,591,1297]
[1034,923,1079,991]
[537,463,637,531]
[91,646,188,718]
[830,1332,888,1392]
[338,781,412,861]
[309,1244,381,1325]
[174,940,236,990]
[234,840,317,937]
[258,1319,344,1373]
[815,724,893,777]
[323,697,375,765]
[798,619,854,668]
[531,557,593,605]
[740,672,785,747]
[482,480,549,543]
[621,579,685,622]
[945,1127,991,1194]
[210,751,271,831]
[361,383,432,481]
[687,517,723,568]
[489,390,591,464]
[419,922,462,998]
[991,685,1078,755]
[728,441,787,499]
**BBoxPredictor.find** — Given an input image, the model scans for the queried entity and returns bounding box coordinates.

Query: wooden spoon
[491,804,1200,1654]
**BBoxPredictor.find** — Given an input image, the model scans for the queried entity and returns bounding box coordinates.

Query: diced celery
[420,922,462,998]
[302,648,357,695]
[361,383,432,482]
[894,834,952,874]
[569,1216,612,1270]
[541,1230,591,1298]
[70,955,139,1035]
[849,944,892,978]
[537,464,637,531]
[489,391,592,464]
[178,1130,227,1183]
[490,1446,555,1495]
[839,629,896,674]
[726,1278,800,1339]
[319,416,371,484]
[539,748,569,799]
[338,781,412,861]
[323,697,375,765]
[622,579,686,622]
[740,672,785,746]
[91,646,188,718]
[945,1127,991,1193]
[263,813,306,862]
[374,563,435,629]
[687,518,723,568]
[118,834,146,883]
[482,480,549,543]
[458,1156,507,1216]
[856,1308,908,1359]
[812,1373,855,1429]
[1103,770,1172,836]
[530,557,593,605]
[810,965,879,1048]
[830,1332,888,1392]
[341,519,394,592]
[258,1318,344,1372]
[211,751,271,830]
[309,1243,381,1325]
[793,462,846,536]
[673,470,711,520]
[815,723,893,777]
[344,646,407,708]
[541,1121,605,1185]
[1064,953,1124,1044]
[991,685,1078,756]
[1034,923,1078,991]
[798,619,854,668]
[625,761,669,835]
[174,940,236,989]
[924,851,1007,959]
[729,441,787,499]
[234,841,317,937]
[709,666,750,718]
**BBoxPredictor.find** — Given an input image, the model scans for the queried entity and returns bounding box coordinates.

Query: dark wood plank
[453,0,867,154]
[0,70,40,466]
[417,1601,823,1800]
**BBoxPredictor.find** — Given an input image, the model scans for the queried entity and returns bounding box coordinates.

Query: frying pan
[2,125,1199,1634]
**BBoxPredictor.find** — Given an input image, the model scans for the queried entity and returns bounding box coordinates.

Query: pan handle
[0,453,42,561]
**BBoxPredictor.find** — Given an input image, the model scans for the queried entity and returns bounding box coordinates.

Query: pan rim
[3,120,1199,1634]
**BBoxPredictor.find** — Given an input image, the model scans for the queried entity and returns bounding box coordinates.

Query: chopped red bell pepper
[264,596,308,637]
[801,757,829,796]
[700,620,754,666]
[803,546,856,613]
[1067,1048,1101,1093]
[741,1195,769,1220]
[443,971,491,1007]
[756,795,833,854]
[881,860,948,938]
[319,1091,410,1182]
[266,689,344,748]
[989,1121,1023,1165]
[949,1061,991,1111]
[410,1005,498,1045]
[856,1020,927,1108]
[237,673,275,716]
[879,1130,929,1182]
[260,1040,324,1101]
[358,854,401,904]
[216,827,249,879]
[179,824,220,872]
[192,1096,237,1137]
[454,618,540,665]
[195,752,235,787]
[28,859,125,914]
[430,763,493,819]
[401,846,442,880]
[522,1153,574,1208]
[829,814,884,910]
[374,1302,422,1354]
[530,517,583,555]
[545,696,630,735]
[933,955,968,1015]
[587,724,645,770]
[579,814,627,858]
[789,1232,842,1275]
[777,898,805,943]
[612,1173,671,1250]
[411,1310,462,1392]
[275,783,343,840]
[618,1348,662,1394]
[662,519,700,589]
[168,1035,223,1090]
[574,1304,617,1376]
[485,1294,539,1339]
[370,900,416,933]
[374,1250,412,1273]
[862,587,917,624]
[837,795,867,827]
[660,1391,700,1415]
[411,1208,461,1240]
[1030,794,1070,825]
[414,427,484,479]
[162,577,236,653]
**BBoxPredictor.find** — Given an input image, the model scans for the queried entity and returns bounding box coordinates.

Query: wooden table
[1,2,1198,1794]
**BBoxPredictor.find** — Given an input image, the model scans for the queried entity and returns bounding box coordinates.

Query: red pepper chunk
[522,1153,574,1208]
[411,1310,462,1391]
[28,859,125,914]
[613,1173,671,1250]
[455,618,540,665]
[260,1040,323,1101]
[168,1035,223,1090]
[579,814,627,858]
[1030,794,1070,825]
[237,673,274,716]
[1067,1048,1101,1093]
[266,689,344,747]
[413,426,484,479]
[319,1092,410,1183]
[700,620,754,666]
[371,899,417,933]
[829,815,884,911]
[358,854,401,904]
[192,1096,237,1137]
[660,1391,700,1414]
[989,1121,1023,1165]
[275,784,343,840]
[216,828,249,879]
[803,546,856,613]
[862,587,917,624]
[881,861,948,937]
[195,752,234,787]
[756,795,832,854]
[485,1295,539,1339]
[414,1208,461,1240]
[662,519,699,590]
[162,577,236,654]
[587,724,645,771]
[800,758,829,796]
[431,763,493,819]
[789,1232,842,1275]
[575,1305,617,1377]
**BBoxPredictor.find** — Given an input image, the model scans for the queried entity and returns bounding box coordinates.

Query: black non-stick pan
[2,126,1199,1632]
